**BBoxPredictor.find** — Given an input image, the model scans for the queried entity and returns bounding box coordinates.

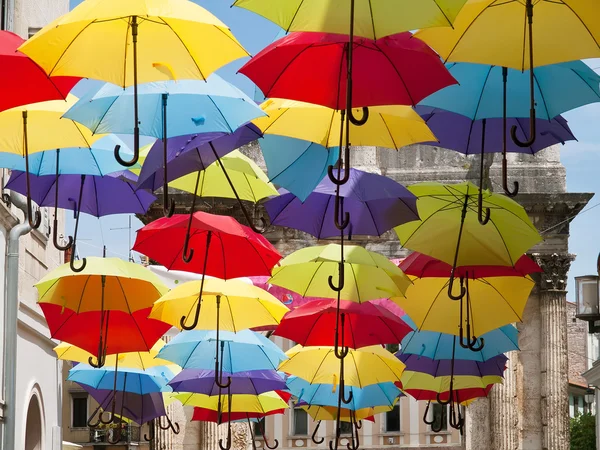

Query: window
[431,404,447,432]
[71,393,88,428]
[254,418,265,438]
[28,27,41,39]
[386,343,399,354]
[292,408,308,435]
[385,405,401,432]
[339,421,353,435]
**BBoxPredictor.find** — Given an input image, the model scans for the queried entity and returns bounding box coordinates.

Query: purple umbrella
[6,171,155,272]
[417,106,576,156]
[168,369,287,396]
[264,168,418,238]
[396,353,507,378]
[84,387,166,426]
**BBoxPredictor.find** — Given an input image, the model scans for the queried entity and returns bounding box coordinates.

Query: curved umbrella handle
[114,144,139,168]
[158,415,180,434]
[348,107,369,126]
[334,196,350,231]
[144,419,155,442]
[70,253,87,273]
[341,386,353,405]
[346,411,360,450]
[182,233,194,263]
[218,420,232,450]
[180,300,201,330]
[430,415,444,433]
[476,119,490,225]
[510,114,536,148]
[423,401,435,425]
[215,375,232,389]
[88,353,106,368]
[436,391,452,406]
[87,400,108,428]
[311,421,324,444]
[53,218,73,251]
[502,158,519,197]
[21,111,40,229]
[477,190,491,225]
[107,425,123,444]
[327,145,351,186]
[262,433,279,449]
[447,275,466,301]
[163,196,175,218]
[328,262,345,292]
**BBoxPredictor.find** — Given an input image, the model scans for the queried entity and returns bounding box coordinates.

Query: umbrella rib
[300,261,326,298]
[317,194,332,239]
[374,45,416,106]
[363,200,382,236]
[477,277,527,324]
[419,280,451,332]
[158,18,206,80]
[88,148,103,176]
[379,113,399,150]
[336,41,347,109]
[531,70,552,120]
[182,340,203,369]
[486,217,517,266]
[93,176,101,217]
[226,295,236,332]
[349,263,361,303]
[568,65,600,100]
[77,275,92,314]
[439,5,493,63]
[368,0,376,39]
[286,0,306,33]
[557,3,600,52]
[432,0,453,27]
[46,20,97,77]
[473,65,495,120]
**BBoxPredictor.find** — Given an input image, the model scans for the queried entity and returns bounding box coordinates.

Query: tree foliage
[571,412,596,450]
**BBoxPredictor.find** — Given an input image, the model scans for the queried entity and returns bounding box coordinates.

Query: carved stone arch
[23,383,45,450]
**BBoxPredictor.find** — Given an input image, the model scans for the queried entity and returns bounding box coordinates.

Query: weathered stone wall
[567,302,589,387]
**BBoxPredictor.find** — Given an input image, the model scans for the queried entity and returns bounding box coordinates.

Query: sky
[67,0,600,296]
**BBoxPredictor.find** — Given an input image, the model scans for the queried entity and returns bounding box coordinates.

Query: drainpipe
[3,190,32,450]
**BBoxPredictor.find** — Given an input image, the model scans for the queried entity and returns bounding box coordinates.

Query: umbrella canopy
[6,171,156,217]
[274,299,413,348]
[239,31,456,110]
[269,244,411,302]
[156,329,287,371]
[279,345,406,387]
[394,182,542,267]
[168,150,278,203]
[136,124,262,191]
[253,99,437,150]
[150,278,289,331]
[168,369,287,396]
[82,388,166,426]
[287,376,401,410]
[403,384,494,404]
[68,364,175,395]
[192,407,286,423]
[399,371,503,395]
[259,135,339,202]
[0,30,79,112]
[300,404,387,422]
[414,0,599,69]
[417,107,576,155]
[232,0,469,39]
[418,62,600,120]
[174,391,289,414]
[400,323,519,362]
[247,276,312,311]
[19,0,249,85]
[54,340,170,370]
[133,211,282,277]
[63,77,264,138]
[0,135,138,176]
[264,168,418,238]
[397,353,508,378]
[35,257,168,313]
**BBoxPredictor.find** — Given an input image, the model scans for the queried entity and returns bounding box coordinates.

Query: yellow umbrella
[170,150,278,203]
[0,95,100,228]
[173,391,289,414]
[279,345,405,388]
[36,257,168,313]
[254,99,436,151]
[149,277,289,331]
[301,404,394,422]
[19,0,248,166]
[233,0,468,39]
[415,0,599,150]
[53,340,173,370]
[268,244,411,303]
[395,274,535,337]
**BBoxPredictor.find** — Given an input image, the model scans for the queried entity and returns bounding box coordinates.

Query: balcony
[87,425,142,445]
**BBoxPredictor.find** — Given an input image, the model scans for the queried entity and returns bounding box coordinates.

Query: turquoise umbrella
[63,75,265,216]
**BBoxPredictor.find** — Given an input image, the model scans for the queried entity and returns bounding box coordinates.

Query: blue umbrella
[156,329,288,372]
[64,75,265,216]
[287,376,401,411]
[68,364,174,395]
[260,135,339,202]
[418,61,600,198]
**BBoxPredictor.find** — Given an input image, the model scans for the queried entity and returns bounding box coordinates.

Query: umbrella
[264,168,418,238]
[397,354,508,378]
[415,1,599,189]
[0,95,98,229]
[394,182,541,312]
[232,0,469,39]
[150,279,289,332]
[400,323,519,362]
[417,61,598,196]
[247,276,316,311]
[269,244,411,303]
[134,211,282,331]
[168,369,287,396]
[156,330,287,372]
[191,406,286,423]
[82,388,166,427]
[36,257,168,366]
[239,31,456,110]
[68,364,175,395]
[19,0,250,165]
[64,77,265,217]
[258,135,339,202]
[6,170,155,270]
[0,30,79,111]
[274,298,413,348]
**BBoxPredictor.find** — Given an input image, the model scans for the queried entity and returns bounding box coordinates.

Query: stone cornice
[532,252,576,292]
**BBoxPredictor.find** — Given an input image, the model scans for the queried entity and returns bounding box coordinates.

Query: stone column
[465,397,490,450]
[534,253,574,450]
[490,351,518,450]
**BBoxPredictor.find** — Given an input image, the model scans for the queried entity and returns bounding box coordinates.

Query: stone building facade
[137,140,590,450]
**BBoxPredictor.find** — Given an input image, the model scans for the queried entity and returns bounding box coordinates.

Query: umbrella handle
[52,149,73,251]
[248,418,258,450]
[502,158,519,197]
[477,190,490,225]
[218,419,232,450]
[477,118,490,225]
[53,218,73,251]
[163,197,175,218]
[447,275,465,301]
[423,401,436,425]
[355,420,362,430]
[327,145,350,186]
[311,421,325,444]
[341,386,353,405]
[144,419,155,442]
[182,171,202,263]
[334,196,350,230]
[114,144,139,167]
[70,251,87,273]
[436,391,452,406]
[215,376,232,389]
[69,175,87,273]
[348,107,369,126]
[180,300,201,330]
[346,411,359,450]
[510,112,536,148]
[107,425,123,444]
[87,399,109,428]
[430,413,444,433]
[88,353,106,368]
[21,111,41,229]
[328,262,345,292]
[158,414,180,434]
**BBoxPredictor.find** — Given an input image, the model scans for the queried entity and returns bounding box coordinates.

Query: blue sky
[67,0,600,296]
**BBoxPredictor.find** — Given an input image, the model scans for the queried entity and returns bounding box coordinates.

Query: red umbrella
[239,31,456,110]
[40,304,170,357]
[274,299,413,348]
[0,31,79,112]
[133,211,282,278]
[399,252,542,278]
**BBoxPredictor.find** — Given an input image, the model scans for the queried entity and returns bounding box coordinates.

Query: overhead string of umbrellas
[0,0,598,447]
